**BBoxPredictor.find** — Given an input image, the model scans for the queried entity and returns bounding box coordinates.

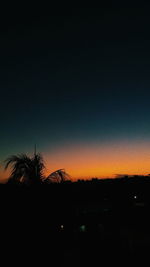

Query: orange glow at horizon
[1,139,150,182]
[44,140,150,180]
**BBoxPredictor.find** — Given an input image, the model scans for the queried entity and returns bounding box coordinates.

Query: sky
[1,5,150,181]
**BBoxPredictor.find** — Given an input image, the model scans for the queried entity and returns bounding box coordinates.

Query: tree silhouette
[45,169,70,183]
[4,153,45,185]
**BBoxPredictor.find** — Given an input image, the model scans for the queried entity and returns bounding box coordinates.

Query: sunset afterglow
[1,7,150,184]
[1,139,150,182]
[43,139,150,180]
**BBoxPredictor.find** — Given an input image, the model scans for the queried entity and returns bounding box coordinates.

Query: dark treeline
[1,175,150,201]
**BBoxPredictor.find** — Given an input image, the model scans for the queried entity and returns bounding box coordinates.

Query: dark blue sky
[1,5,150,179]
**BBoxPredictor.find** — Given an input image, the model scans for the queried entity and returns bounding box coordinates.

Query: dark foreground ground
[1,177,150,266]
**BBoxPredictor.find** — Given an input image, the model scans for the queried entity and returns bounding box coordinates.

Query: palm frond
[4,153,45,185]
[46,169,70,183]
[4,155,20,170]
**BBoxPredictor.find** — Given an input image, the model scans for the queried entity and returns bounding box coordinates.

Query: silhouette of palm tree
[45,169,70,183]
[4,153,45,185]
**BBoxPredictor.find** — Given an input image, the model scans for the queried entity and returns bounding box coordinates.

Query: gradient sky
[1,5,150,181]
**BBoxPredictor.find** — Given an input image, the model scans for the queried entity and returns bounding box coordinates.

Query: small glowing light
[80,225,86,232]
[60,225,64,230]
[134,195,137,199]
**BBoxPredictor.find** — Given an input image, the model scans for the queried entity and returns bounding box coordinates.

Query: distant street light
[60,225,64,230]
[80,225,86,232]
